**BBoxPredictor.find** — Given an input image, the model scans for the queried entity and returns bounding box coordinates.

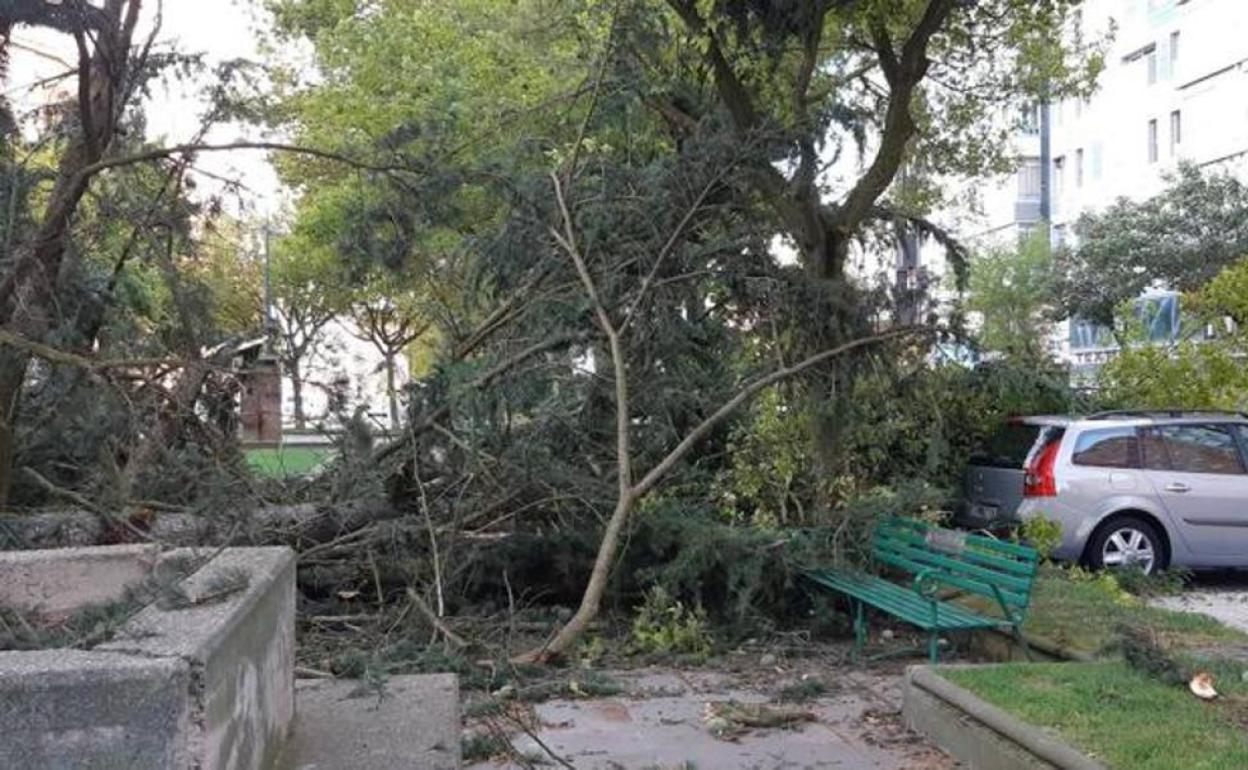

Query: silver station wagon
[957,411,1248,575]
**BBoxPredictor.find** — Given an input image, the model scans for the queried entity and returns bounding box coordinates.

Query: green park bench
[803,517,1040,663]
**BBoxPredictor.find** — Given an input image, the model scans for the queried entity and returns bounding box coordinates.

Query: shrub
[630,586,712,656]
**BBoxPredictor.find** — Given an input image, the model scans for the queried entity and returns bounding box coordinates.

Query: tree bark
[0,0,143,510]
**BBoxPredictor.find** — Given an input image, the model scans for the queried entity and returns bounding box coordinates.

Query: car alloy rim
[1102,528,1155,572]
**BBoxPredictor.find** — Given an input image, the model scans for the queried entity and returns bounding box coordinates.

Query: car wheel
[1088,516,1166,575]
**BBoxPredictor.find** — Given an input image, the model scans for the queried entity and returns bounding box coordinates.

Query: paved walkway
[467,666,954,770]
[1152,571,1248,634]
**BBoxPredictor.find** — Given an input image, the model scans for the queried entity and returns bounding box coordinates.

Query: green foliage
[1193,257,1248,326]
[1113,566,1192,600]
[967,229,1056,359]
[460,733,511,763]
[630,586,712,657]
[715,387,814,526]
[1015,515,1063,562]
[1055,164,1248,328]
[1098,340,1248,412]
[838,356,1080,490]
[1097,253,1248,411]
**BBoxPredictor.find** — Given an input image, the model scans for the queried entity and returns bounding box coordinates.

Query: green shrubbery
[630,586,712,657]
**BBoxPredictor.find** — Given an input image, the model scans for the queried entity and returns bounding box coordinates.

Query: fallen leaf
[1190,672,1218,700]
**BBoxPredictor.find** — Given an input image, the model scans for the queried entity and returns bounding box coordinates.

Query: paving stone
[278,674,460,770]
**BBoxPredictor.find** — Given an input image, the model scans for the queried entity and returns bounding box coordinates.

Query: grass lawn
[944,661,1248,770]
[244,446,335,478]
[957,567,1246,656]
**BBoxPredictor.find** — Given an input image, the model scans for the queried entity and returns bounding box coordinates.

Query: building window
[1020,103,1040,135]
[1018,157,1042,199]
[1170,110,1181,155]
[1146,48,1158,84]
[1148,119,1158,163]
[1053,155,1065,197]
[1170,30,1180,70]
[1076,148,1084,187]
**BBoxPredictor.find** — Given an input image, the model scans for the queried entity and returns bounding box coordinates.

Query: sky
[6,0,288,218]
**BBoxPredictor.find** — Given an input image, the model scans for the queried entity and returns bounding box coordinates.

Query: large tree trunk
[0,0,142,510]
[0,498,400,550]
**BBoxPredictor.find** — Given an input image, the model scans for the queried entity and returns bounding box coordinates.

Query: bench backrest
[871,517,1040,617]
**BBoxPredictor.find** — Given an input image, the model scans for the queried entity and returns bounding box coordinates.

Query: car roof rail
[1086,409,1248,421]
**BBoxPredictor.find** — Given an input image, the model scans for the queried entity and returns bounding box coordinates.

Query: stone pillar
[240,356,282,444]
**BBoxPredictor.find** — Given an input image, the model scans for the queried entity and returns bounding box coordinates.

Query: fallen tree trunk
[0,498,402,550]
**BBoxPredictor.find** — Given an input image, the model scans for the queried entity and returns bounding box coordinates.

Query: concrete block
[101,546,297,770]
[278,674,461,770]
[0,649,191,770]
[1,545,296,770]
[0,544,160,620]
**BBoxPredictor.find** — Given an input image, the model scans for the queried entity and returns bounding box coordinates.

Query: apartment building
[947,0,1248,377]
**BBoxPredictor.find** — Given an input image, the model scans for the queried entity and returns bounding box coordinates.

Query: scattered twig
[406,588,468,650]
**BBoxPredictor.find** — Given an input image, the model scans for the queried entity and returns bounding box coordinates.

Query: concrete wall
[0,546,295,770]
[0,650,192,770]
[101,547,296,770]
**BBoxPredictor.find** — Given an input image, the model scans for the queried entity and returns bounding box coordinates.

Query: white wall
[282,317,410,431]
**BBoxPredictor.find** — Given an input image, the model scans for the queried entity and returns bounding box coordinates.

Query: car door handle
[1164,482,1191,493]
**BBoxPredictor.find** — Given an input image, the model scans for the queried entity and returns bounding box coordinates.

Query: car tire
[1087,516,1167,575]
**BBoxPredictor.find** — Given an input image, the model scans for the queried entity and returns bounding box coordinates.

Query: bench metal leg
[852,600,866,664]
[928,631,939,663]
[1011,623,1032,661]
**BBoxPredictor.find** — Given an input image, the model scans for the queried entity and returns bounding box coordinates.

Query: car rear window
[1072,427,1140,468]
[1157,424,1246,475]
[972,422,1051,468]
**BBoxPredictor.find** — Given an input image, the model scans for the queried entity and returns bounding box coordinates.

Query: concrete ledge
[903,665,1104,770]
[1,545,296,770]
[101,547,296,770]
[0,544,160,619]
[0,649,192,769]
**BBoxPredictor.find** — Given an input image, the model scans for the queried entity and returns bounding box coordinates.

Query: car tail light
[1024,437,1061,497]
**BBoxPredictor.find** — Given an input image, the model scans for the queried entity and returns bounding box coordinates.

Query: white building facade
[920,0,1248,377]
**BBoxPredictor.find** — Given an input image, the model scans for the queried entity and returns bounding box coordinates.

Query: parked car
[956,411,1248,575]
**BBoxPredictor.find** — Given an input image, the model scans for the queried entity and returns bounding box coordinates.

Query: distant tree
[1053,164,1248,330]
[1098,257,1248,411]
[271,242,346,430]
[967,229,1056,360]
[349,270,431,429]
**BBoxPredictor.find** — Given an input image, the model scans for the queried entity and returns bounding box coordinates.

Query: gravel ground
[1151,571,1248,634]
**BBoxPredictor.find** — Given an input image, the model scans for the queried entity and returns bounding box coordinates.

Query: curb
[969,627,1096,663]
[903,665,1105,770]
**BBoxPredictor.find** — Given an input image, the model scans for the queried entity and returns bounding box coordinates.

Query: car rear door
[962,420,1063,526]
[1142,423,1248,561]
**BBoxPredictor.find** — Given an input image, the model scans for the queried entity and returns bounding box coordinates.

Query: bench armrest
[911,568,941,599]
